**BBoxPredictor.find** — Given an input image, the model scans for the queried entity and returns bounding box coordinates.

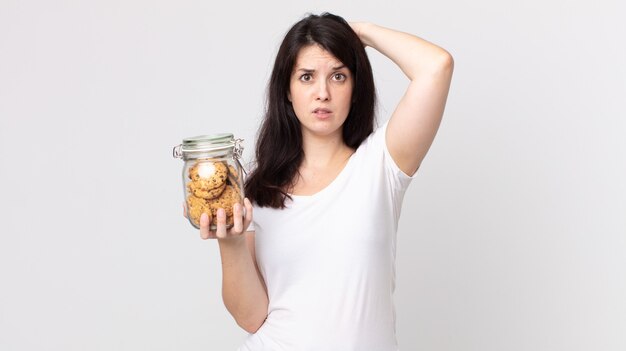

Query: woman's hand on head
[349,21,373,47]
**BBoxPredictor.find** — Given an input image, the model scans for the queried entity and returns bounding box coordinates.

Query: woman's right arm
[200,199,269,333]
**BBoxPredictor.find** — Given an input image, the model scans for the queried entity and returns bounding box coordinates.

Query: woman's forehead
[293,45,344,69]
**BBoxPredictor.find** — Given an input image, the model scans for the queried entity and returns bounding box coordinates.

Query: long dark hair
[245,12,376,208]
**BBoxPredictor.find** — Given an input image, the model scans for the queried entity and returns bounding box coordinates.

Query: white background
[1,0,624,350]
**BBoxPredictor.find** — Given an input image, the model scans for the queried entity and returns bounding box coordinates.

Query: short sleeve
[372,120,416,192]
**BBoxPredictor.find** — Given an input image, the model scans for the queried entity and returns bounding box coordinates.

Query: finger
[199,212,210,240]
[243,198,253,229]
[182,202,188,218]
[215,208,227,239]
[231,203,243,234]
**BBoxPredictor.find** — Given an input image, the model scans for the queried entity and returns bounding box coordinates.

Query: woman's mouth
[313,108,332,118]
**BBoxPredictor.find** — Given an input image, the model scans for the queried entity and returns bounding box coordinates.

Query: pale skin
[186,22,454,333]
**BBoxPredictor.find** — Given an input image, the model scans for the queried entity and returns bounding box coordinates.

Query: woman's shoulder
[354,120,388,155]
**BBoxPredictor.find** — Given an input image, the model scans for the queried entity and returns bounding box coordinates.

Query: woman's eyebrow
[295,64,346,72]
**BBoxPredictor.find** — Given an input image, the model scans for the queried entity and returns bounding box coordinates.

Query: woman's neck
[300,133,353,169]
[290,133,355,196]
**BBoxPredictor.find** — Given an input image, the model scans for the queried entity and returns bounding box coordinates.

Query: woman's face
[288,45,353,141]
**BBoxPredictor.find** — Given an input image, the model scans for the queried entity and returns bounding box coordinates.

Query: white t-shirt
[239,122,414,351]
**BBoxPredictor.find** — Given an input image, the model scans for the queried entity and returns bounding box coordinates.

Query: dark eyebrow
[295,68,315,73]
[294,65,347,73]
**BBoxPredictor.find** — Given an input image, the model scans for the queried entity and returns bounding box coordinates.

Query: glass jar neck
[182,149,234,161]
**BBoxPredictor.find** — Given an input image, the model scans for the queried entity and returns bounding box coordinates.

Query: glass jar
[173,134,245,230]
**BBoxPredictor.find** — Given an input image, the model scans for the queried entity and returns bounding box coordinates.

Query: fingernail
[200,213,208,225]
[217,209,225,218]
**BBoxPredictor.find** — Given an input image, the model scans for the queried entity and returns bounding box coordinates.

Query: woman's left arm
[351,22,454,176]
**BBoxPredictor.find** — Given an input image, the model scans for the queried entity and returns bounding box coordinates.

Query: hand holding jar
[199,198,253,240]
[183,197,253,239]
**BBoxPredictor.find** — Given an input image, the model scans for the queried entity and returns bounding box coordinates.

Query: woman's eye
[300,74,312,82]
[333,73,346,81]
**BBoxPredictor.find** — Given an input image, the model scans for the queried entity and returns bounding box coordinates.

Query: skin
[288,44,353,142]
[185,21,454,334]
[288,44,356,196]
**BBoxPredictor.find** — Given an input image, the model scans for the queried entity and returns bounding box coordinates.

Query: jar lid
[173,133,243,159]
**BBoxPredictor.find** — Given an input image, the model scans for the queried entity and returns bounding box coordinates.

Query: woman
[197,12,453,350]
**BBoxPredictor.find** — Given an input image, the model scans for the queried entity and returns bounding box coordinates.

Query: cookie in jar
[173,134,245,230]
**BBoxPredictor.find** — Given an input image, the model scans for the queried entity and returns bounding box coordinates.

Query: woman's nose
[315,81,330,101]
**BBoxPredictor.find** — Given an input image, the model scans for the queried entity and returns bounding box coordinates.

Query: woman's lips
[313,108,332,118]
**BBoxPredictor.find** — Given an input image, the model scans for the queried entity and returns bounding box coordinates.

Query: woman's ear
[287,92,292,102]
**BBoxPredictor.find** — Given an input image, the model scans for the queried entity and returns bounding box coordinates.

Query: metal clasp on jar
[173,144,183,159]
[233,138,247,177]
